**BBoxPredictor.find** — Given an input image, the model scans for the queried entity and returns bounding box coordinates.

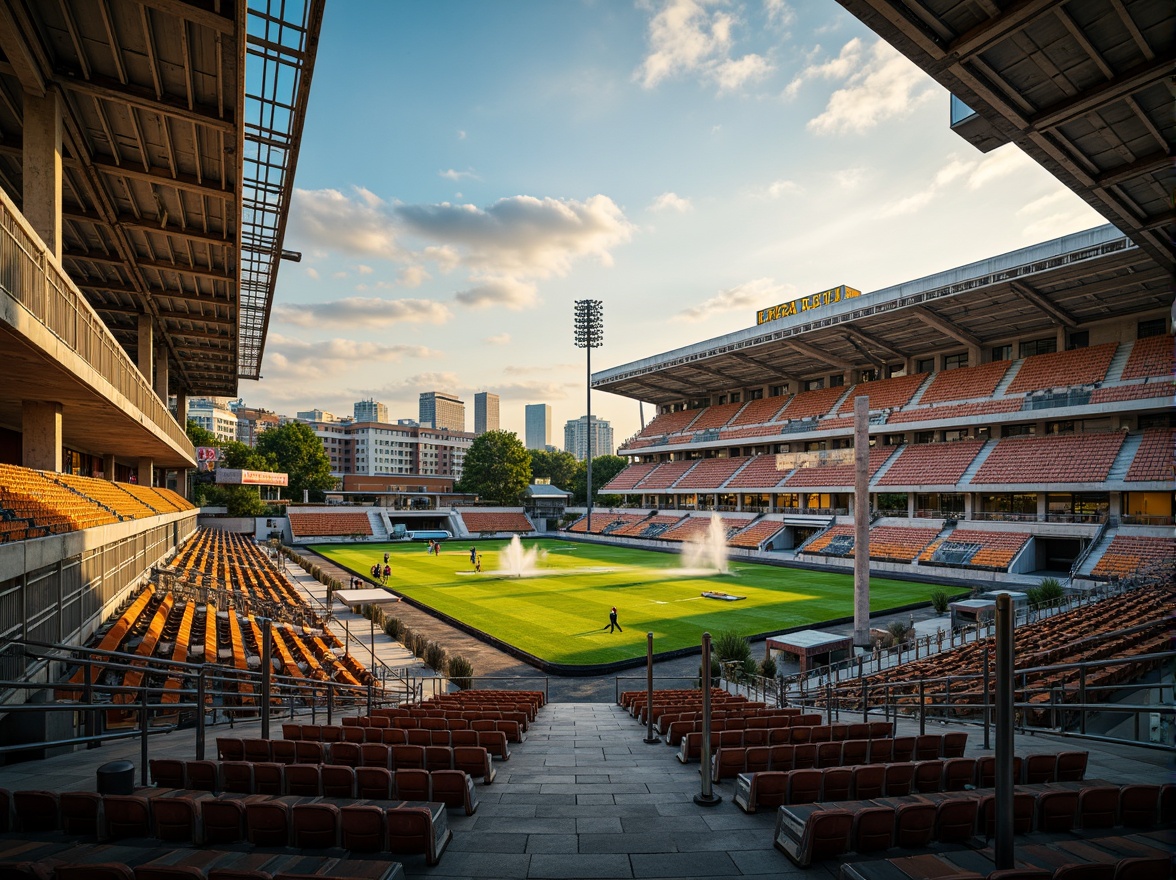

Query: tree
[255,421,335,502]
[455,430,531,504]
[573,454,628,505]
[529,448,579,491]
[186,419,217,447]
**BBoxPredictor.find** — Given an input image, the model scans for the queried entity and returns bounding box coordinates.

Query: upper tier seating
[1006,343,1118,394]
[783,448,894,488]
[973,433,1125,484]
[777,385,849,422]
[659,516,750,544]
[1091,536,1176,580]
[1090,383,1172,404]
[119,482,192,513]
[802,526,940,563]
[0,463,119,536]
[803,525,854,556]
[724,454,790,489]
[727,519,786,548]
[1125,429,1174,482]
[886,398,1022,424]
[287,512,373,538]
[635,408,700,438]
[1121,333,1173,380]
[918,360,1012,405]
[876,440,987,486]
[564,513,646,535]
[673,457,746,490]
[919,530,1032,570]
[728,395,790,426]
[685,401,745,431]
[634,460,697,490]
[601,462,659,491]
[834,373,927,413]
[51,472,157,519]
[458,511,533,533]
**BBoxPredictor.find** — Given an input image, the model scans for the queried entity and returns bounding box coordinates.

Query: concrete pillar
[137,314,153,381]
[22,400,62,471]
[1109,492,1121,519]
[137,457,154,488]
[965,494,974,521]
[154,341,168,401]
[1036,493,1047,522]
[907,493,916,518]
[22,90,62,262]
[853,395,870,647]
[175,391,188,427]
[102,453,116,482]
[967,344,982,367]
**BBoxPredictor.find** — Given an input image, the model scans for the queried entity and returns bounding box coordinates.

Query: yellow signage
[756,285,860,325]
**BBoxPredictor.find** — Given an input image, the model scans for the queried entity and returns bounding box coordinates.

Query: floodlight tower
[574,299,603,533]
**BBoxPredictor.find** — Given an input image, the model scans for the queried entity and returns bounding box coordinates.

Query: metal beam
[728,351,801,384]
[0,0,47,95]
[64,210,235,248]
[844,324,908,360]
[787,338,854,371]
[948,0,1058,61]
[844,335,886,370]
[87,154,232,199]
[67,250,233,282]
[1030,55,1175,132]
[55,68,234,133]
[134,0,235,35]
[79,278,235,307]
[909,305,982,348]
[1093,151,1172,190]
[1008,281,1079,328]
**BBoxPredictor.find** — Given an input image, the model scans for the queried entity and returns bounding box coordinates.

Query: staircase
[905,372,938,407]
[958,438,999,485]
[1076,527,1118,577]
[992,360,1024,396]
[1103,341,1132,384]
[367,510,389,540]
[718,456,757,490]
[1106,431,1141,481]
[868,445,905,483]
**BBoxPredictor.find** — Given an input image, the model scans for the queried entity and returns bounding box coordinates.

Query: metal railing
[1068,515,1111,584]
[0,188,193,458]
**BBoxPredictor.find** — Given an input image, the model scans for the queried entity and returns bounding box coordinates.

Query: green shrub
[741,657,759,681]
[398,626,413,649]
[409,632,428,657]
[1033,577,1065,607]
[887,620,910,644]
[424,641,447,671]
[697,656,721,688]
[384,617,403,640]
[447,655,474,690]
[759,653,777,679]
[930,589,950,614]
[713,630,752,665]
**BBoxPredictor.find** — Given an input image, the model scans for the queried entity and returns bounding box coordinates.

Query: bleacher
[1006,343,1118,394]
[727,519,786,549]
[727,395,789,426]
[1089,383,1173,404]
[724,454,790,489]
[1091,536,1176,580]
[564,512,646,535]
[457,511,533,533]
[801,525,940,563]
[671,457,746,490]
[1125,429,1173,482]
[833,373,927,413]
[783,447,894,488]
[600,461,659,491]
[919,529,1032,571]
[633,408,699,439]
[1120,333,1173,380]
[287,511,374,539]
[876,440,987,486]
[0,463,119,536]
[611,513,686,538]
[682,401,744,431]
[633,459,697,490]
[973,433,1126,484]
[659,515,749,544]
[776,385,848,422]
[885,397,1023,424]
[917,360,1012,405]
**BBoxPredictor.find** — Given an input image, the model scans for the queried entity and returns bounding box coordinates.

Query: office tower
[353,398,388,423]
[563,415,614,460]
[473,392,500,435]
[419,391,465,431]
[524,403,552,450]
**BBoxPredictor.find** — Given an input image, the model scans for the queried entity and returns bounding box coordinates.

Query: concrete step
[1104,340,1132,383]
[959,438,999,485]
[1106,431,1142,481]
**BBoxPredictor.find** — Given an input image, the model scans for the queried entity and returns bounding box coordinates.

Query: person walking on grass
[607,606,622,633]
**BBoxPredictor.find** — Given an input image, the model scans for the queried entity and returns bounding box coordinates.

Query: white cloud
[635,0,773,92]
[648,191,694,213]
[439,168,478,181]
[833,166,867,189]
[453,277,538,310]
[305,267,319,280]
[485,332,512,345]
[332,271,348,280]
[764,0,794,28]
[805,40,937,135]
[764,178,801,199]
[1017,189,1074,216]
[273,296,452,327]
[289,187,402,259]
[676,277,795,321]
[880,147,1039,217]
[356,264,373,275]
[396,266,430,287]
[783,37,862,99]
[965,146,1034,190]
[457,130,467,140]
[264,334,441,380]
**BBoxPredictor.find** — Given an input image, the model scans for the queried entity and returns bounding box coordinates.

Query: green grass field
[312,539,942,667]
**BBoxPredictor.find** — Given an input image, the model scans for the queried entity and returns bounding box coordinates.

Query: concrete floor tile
[527,853,633,879]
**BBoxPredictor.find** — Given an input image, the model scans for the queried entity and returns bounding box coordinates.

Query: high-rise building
[354,398,388,423]
[473,392,500,435]
[524,403,552,450]
[419,391,465,431]
[296,408,337,423]
[188,398,240,443]
[563,415,614,461]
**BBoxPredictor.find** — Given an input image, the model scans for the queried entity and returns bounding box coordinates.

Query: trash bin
[96,760,135,795]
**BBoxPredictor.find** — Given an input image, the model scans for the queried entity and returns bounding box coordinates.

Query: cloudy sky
[246,0,1105,445]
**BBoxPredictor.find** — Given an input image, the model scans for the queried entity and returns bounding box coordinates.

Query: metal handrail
[1068,514,1111,584]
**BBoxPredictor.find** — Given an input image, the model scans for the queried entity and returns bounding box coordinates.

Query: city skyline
[239,0,1105,442]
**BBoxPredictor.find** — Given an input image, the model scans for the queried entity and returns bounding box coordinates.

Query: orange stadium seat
[876,440,986,486]
[973,433,1125,484]
[1125,429,1174,482]
[1120,334,1173,381]
[458,511,534,533]
[918,360,1013,405]
[287,511,374,538]
[1006,343,1118,394]
[775,385,849,422]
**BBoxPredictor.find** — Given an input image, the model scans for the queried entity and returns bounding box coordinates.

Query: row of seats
[1091,536,1176,579]
[845,850,1169,880]
[210,739,499,780]
[709,733,974,780]
[455,510,534,533]
[920,529,1033,571]
[0,857,399,880]
[3,787,449,866]
[287,512,373,538]
[974,433,1126,484]
[405,688,546,713]
[1124,429,1174,482]
[772,781,1173,867]
[676,722,898,763]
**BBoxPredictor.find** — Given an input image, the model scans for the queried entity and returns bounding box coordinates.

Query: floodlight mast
[574,300,603,534]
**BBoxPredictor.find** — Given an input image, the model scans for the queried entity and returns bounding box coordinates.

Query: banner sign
[215,468,289,486]
[756,285,860,325]
[196,446,221,462]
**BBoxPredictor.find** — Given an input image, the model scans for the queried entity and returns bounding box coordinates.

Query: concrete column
[22,400,62,471]
[137,457,154,488]
[175,391,188,427]
[1109,492,1121,519]
[22,90,62,262]
[853,395,870,647]
[137,314,153,381]
[154,341,168,401]
[1036,493,1047,522]
[102,453,116,482]
[967,344,982,367]
[907,493,916,518]
[965,494,974,521]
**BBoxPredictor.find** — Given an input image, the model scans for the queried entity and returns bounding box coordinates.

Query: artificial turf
[312,538,944,667]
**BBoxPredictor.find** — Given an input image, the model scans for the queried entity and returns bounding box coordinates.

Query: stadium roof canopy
[833,0,1174,274]
[0,0,323,396]
[593,225,1169,405]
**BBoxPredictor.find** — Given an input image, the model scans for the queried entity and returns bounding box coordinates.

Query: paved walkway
[0,701,1167,880]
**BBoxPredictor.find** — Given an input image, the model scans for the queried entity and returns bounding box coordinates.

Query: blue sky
[246,0,1104,445]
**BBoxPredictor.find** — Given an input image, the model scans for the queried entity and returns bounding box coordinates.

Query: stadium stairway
[1106,432,1143,482]
[368,510,390,541]
[991,360,1024,397]
[1103,340,1133,384]
[958,438,999,485]
[902,372,937,408]
[867,447,904,483]
[1075,528,1120,579]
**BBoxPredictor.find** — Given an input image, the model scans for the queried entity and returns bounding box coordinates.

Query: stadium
[0,0,1172,878]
